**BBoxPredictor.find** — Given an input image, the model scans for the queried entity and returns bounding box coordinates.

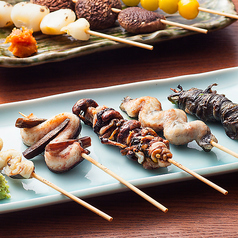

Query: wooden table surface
[1,1,238,237]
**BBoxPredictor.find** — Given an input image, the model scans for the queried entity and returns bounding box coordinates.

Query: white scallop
[11,2,49,32]
[40,9,76,35]
[0,1,13,28]
[61,18,90,41]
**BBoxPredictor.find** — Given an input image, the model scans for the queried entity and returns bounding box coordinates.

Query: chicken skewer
[72,99,227,195]
[0,147,112,221]
[17,112,168,213]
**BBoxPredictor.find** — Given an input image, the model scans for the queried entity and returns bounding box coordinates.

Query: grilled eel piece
[168,83,238,140]
[72,99,172,170]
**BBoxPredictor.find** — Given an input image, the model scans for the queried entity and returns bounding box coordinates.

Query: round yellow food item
[121,0,140,7]
[178,0,200,20]
[159,0,179,14]
[140,0,159,11]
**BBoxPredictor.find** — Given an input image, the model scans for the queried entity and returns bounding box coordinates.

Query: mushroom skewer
[17,112,168,212]
[72,99,227,195]
[0,148,112,221]
[61,18,153,50]
[112,7,208,34]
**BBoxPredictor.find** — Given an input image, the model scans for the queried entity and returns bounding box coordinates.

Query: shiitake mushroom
[30,0,75,12]
[118,7,166,34]
[75,0,122,30]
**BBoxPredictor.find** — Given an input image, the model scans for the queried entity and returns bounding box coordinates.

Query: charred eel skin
[168,83,238,140]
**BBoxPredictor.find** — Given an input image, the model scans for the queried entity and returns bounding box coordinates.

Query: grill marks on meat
[16,112,91,173]
[118,7,166,34]
[120,96,218,152]
[168,84,238,140]
[72,99,172,169]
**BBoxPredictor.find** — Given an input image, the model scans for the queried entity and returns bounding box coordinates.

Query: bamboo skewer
[198,7,238,20]
[111,8,208,34]
[160,19,207,34]
[19,112,167,212]
[31,172,113,221]
[82,153,168,213]
[86,29,153,50]
[167,159,228,195]
[211,140,238,159]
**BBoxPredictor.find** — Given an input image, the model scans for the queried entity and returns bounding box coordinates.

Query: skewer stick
[211,140,238,159]
[111,8,207,34]
[82,153,168,213]
[31,172,113,221]
[167,158,228,195]
[86,29,153,50]
[198,7,238,20]
[19,112,167,211]
[160,19,207,34]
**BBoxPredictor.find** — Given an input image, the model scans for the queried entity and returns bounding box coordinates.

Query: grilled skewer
[73,98,227,195]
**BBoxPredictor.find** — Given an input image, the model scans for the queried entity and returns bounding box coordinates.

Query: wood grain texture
[1,1,238,236]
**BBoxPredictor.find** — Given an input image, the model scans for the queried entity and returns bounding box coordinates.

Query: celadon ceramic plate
[0,0,237,67]
[1,67,238,214]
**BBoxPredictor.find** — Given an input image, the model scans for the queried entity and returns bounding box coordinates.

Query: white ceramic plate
[1,66,238,214]
[0,0,236,67]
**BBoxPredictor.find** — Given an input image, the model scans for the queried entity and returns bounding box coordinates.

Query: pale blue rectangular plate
[1,66,238,214]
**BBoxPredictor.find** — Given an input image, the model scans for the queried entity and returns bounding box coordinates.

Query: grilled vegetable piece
[118,7,166,34]
[73,98,172,169]
[75,0,121,30]
[15,117,47,128]
[31,0,75,12]
[168,83,238,139]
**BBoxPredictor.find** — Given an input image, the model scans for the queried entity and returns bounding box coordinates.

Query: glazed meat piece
[168,83,238,139]
[120,96,218,152]
[75,0,121,30]
[16,112,91,173]
[31,0,75,12]
[73,99,172,169]
[118,7,166,34]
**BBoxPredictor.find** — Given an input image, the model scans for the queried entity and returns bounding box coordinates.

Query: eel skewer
[17,112,168,213]
[72,99,227,195]
[0,148,112,221]
[168,84,238,159]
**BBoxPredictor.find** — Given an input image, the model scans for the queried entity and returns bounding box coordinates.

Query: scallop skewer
[17,112,168,213]
[0,148,112,221]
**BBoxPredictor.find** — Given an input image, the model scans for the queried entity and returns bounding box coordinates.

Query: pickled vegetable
[5,27,38,58]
